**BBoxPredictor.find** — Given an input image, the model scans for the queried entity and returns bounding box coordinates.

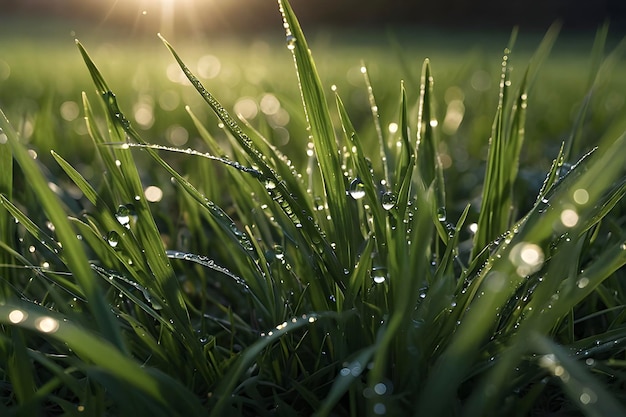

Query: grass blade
[279,0,353,268]
[0,109,124,350]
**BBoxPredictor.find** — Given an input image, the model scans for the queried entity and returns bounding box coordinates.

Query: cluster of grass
[1,0,626,415]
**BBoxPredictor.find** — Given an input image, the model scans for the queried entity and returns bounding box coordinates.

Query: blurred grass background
[0,1,625,221]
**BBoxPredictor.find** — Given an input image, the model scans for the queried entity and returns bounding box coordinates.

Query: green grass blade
[533,334,626,416]
[278,0,353,268]
[0,109,124,351]
[314,345,377,417]
[50,150,99,205]
[158,35,344,292]
[209,313,333,417]
[361,63,390,184]
[0,303,205,416]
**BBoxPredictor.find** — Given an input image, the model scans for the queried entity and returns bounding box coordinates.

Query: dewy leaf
[158,32,345,287]
[0,108,125,352]
[278,0,353,268]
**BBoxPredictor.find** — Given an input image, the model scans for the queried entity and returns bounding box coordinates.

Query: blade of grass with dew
[76,40,221,384]
[415,59,447,243]
[186,107,326,299]
[416,130,625,416]
[533,333,626,416]
[77,42,189,316]
[0,302,206,416]
[0,240,84,300]
[158,35,345,293]
[471,24,557,258]
[0,108,124,350]
[314,345,377,417]
[469,41,515,262]
[394,82,417,223]
[361,63,390,185]
[278,0,354,268]
[208,312,335,417]
[335,93,387,259]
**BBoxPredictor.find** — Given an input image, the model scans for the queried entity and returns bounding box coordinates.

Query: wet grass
[1,1,626,416]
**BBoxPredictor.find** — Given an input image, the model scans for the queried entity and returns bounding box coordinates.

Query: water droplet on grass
[437,207,447,222]
[107,231,120,248]
[381,192,396,211]
[372,267,388,283]
[115,204,136,228]
[348,178,366,200]
[8,309,27,324]
[35,316,59,333]
[274,245,285,260]
[286,35,296,50]
[264,179,277,190]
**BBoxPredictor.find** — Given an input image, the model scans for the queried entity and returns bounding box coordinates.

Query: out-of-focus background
[2,0,626,34]
[1,0,625,214]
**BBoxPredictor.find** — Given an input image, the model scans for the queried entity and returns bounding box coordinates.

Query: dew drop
[264,179,277,190]
[35,316,59,333]
[372,267,388,284]
[373,383,387,395]
[107,231,120,248]
[577,277,590,289]
[381,192,396,211]
[437,207,447,222]
[286,35,296,50]
[8,309,27,324]
[348,178,366,200]
[274,245,285,260]
[115,204,136,228]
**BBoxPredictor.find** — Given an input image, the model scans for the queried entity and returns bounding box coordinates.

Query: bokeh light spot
[510,242,544,276]
[573,188,589,205]
[144,186,164,203]
[60,101,80,121]
[560,209,579,228]
[36,316,60,333]
[9,309,27,324]
[234,97,258,120]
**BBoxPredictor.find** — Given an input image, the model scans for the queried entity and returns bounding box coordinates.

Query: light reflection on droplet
[373,403,386,415]
[579,388,597,405]
[36,316,60,333]
[348,178,366,200]
[560,209,579,228]
[573,188,589,205]
[373,383,387,395]
[509,242,544,276]
[8,309,27,324]
[144,186,163,203]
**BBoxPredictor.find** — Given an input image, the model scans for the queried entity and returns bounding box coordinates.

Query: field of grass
[1,1,626,415]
